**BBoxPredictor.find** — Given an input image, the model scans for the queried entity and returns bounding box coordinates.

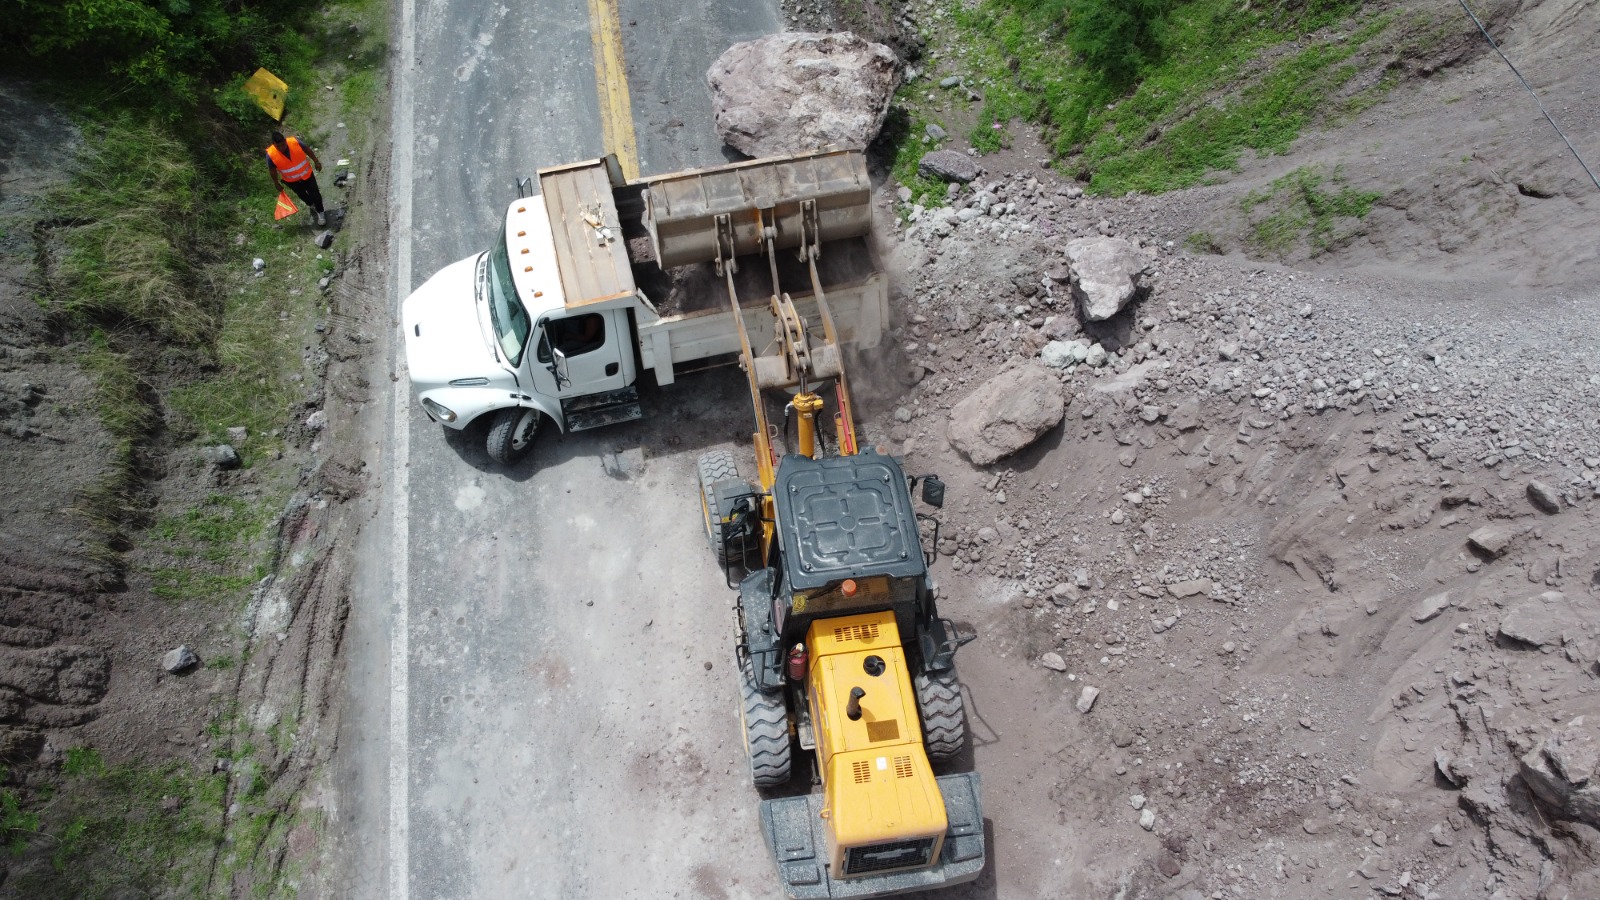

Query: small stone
[924,123,947,141]
[1110,508,1126,525]
[1138,808,1155,831]
[1527,479,1561,514]
[1467,525,1515,556]
[1139,405,1163,423]
[1111,724,1135,748]
[162,646,199,673]
[1435,748,1463,787]
[939,75,962,88]
[202,444,241,470]
[305,410,328,431]
[1040,652,1067,672]
[1412,592,1450,623]
[226,426,248,444]
[1429,823,1454,847]
[1167,579,1212,599]
[313,230,335,249]
[1076,685,1100,714]
[1221,641,1236,654]
[252,258,266,272]
[1130,794,1146,810]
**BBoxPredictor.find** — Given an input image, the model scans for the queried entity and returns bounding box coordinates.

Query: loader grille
[844,837,937,875]
[852,760,872,783]
[833,622,879,644]
[894,756,914,779]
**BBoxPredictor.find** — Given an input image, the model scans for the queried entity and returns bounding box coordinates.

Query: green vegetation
[1239,165,1382,257]
[8,748,227,900]
[0,0,307,115]
[146,493,277,604]
[2,786,41,856]
[1,2,389,895]
[933,0,1394,194]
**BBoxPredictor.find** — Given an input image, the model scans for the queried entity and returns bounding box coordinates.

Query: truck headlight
[421,397,457,422]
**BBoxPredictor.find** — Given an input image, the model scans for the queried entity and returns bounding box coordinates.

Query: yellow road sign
[243,68,289,121]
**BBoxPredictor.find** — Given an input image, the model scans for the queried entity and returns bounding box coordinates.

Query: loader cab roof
[773,451,926,592]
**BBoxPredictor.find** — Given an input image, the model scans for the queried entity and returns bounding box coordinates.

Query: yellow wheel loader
[641,151,986,897]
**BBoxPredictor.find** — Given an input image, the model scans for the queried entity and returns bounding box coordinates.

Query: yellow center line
[587,0,639,180]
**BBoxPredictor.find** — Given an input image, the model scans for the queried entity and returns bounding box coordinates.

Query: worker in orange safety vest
[266,131,327,226]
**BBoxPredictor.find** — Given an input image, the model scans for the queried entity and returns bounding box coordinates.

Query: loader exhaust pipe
[846,686,865,721]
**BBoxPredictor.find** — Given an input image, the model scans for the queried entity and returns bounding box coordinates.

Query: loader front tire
[697,450,739,566]
[916,668,968,761]
[487,407,541,465]
[740,657,792,788]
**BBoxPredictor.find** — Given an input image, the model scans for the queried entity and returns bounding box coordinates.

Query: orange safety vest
[266,137,313,182]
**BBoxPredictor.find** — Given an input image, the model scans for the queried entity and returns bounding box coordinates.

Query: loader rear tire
[697,450,739,566]
[916,668,968,761]
[740,657,792,788]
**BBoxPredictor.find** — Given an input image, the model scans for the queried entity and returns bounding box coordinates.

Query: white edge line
[389,0,415,897]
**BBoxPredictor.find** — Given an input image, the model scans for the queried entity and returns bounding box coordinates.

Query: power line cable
[1457,0,1600,193]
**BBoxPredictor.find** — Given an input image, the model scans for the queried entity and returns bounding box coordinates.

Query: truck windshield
[485,232,530,366]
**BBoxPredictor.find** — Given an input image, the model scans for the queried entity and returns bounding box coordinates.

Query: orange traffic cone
[274,190,299,221]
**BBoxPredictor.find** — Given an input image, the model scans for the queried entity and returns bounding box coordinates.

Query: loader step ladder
[563,385,642,432]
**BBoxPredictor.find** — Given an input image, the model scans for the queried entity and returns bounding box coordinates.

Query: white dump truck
[401,149,888,463]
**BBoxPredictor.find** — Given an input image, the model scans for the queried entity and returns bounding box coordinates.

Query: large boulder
[708,33,900,157]
[1521,719,1600,825]
[1065,236,1150,321]
[948,365,1065,465]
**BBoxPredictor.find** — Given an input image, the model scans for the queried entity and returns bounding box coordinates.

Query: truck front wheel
[487,408,541,465]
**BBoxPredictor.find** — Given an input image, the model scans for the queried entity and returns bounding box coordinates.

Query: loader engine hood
[807,612,948,878]
[401,252,505,388]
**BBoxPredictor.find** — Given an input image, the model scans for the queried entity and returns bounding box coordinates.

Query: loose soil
[781,1,1600,897]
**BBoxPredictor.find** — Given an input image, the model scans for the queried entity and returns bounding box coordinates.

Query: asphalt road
[347,0,812,897]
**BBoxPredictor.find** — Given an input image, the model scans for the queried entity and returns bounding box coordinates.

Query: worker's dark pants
[284,176,325,215]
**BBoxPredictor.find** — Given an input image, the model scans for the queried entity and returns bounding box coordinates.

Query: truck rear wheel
[740,657,792,788]
[697,450,739,566]
[916,668,968,761]
[486,407,540,465]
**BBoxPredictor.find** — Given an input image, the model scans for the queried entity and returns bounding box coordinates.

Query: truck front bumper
[758,772,985,899]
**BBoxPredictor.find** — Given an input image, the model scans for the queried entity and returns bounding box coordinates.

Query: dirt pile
[850,146,1600,895]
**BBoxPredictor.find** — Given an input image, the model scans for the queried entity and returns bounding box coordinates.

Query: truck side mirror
[551,345,570,384]
[920,476,945,508]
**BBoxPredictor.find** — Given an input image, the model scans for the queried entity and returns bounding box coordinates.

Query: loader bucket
[642,149,872,270]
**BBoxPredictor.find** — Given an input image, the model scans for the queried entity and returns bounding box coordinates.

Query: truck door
[527,309,630,399]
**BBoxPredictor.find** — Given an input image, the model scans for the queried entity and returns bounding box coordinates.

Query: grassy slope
[5,1,386,896]
[891,1,1450,254]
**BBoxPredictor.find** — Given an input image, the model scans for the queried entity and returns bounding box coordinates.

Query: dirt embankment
[0,76,382,894]
[779,0,1600,896]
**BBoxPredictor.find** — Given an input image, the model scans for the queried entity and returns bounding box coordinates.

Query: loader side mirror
[920,476,945,509]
